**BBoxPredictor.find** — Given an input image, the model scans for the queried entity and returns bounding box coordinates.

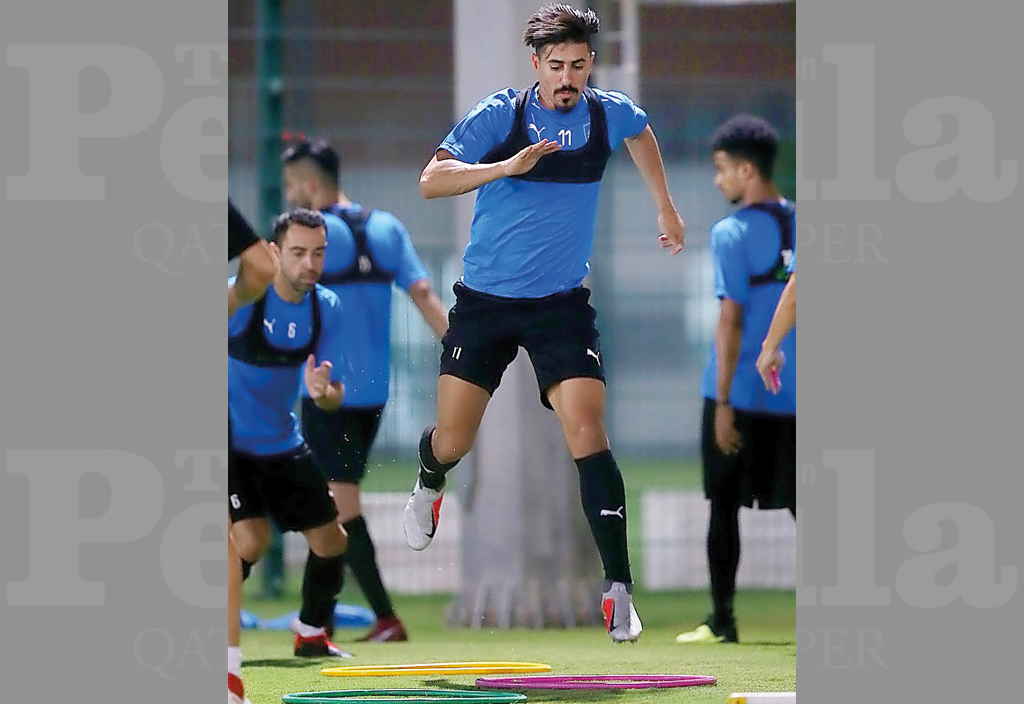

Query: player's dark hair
[711,114,779,181]
[523,3,600,54]
[280,139,341,188]
[271,208,326,244]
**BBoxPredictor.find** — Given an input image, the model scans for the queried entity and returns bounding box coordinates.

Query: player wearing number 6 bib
[228,208,354,663]
[280,138,450,643]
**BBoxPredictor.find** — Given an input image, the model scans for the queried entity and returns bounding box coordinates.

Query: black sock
[417,425,458,490]
[298,550,344,630]
[241,559,254,581]
[343,516,395,620]
[576,450,632,584]
[707,496,741,622]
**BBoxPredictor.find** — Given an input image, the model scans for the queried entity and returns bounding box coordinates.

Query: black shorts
[700,397,796,510]
[228,444,339,532]
[439,281,605,410]
[228,412,235,481]
[301,398,384,483]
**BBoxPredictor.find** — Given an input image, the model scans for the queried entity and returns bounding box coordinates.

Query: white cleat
[403,477,444,551]
[602,581,643,643]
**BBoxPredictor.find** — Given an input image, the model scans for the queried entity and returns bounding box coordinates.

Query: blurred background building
[229,0,796,593]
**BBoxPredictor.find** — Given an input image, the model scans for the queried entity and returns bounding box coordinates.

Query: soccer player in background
[281,139,449,642]
[402,3,686,644]
[228,208,353,663]
[676,114,796,645]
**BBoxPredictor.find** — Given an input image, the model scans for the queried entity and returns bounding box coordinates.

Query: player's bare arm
[624,125,685,254]
[756,273,796,392]
[229,240,278,317]
[408,279,450,338]
[304,354,344,411]
[418,142,562,199]
[714,299,744,455]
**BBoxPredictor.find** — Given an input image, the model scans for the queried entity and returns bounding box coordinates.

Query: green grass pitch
[240,585,795,704]
[239,456,794,703]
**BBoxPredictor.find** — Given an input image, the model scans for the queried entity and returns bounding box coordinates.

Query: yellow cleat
[675,623,726,644]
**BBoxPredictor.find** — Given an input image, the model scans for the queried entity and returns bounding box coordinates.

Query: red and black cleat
[357,616,409,642]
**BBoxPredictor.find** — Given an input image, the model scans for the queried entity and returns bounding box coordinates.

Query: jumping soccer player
[402,3,686,644]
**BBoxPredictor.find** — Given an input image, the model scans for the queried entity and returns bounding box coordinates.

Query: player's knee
[324,528,348,558]
[563,418,608,456]
[309,522,347,558]
[329,530,348,557]
[232,530,269,564]
[432,426,473,464]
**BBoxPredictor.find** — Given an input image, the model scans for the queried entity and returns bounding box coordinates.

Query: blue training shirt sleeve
[710,220,750,306]
[386,214,430,291]
[600,89,649,147]
[439,89,517,164]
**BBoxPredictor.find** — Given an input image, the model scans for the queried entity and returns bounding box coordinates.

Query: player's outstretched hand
[657,210,685,255]
[504,139,561,177]
[304,354,333,400]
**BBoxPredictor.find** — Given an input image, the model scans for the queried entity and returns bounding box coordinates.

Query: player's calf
[404,426,457,551]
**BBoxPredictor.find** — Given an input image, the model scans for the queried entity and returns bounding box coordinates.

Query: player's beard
[287,271,317,295]
[555,87,579,113]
